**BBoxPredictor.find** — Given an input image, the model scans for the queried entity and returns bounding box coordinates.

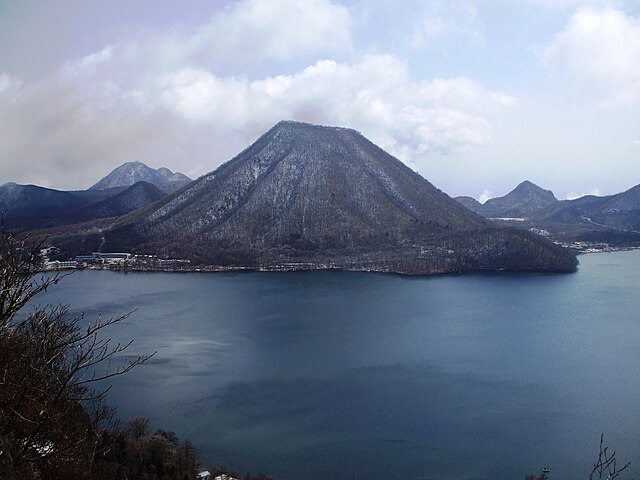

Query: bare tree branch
[0,222,154,479]
[589,434,632,480]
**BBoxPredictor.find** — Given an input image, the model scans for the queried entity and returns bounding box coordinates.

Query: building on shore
[75,252,131,264]
[44,260,77,270]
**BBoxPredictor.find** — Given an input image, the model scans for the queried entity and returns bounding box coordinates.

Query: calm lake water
[37,251,640,480]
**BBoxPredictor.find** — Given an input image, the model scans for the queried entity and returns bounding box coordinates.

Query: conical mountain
[115,122,485,240]
[483,180,558,218]
[86,121,575,274]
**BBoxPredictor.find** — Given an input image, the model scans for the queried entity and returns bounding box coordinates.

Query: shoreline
[43,245,640,275]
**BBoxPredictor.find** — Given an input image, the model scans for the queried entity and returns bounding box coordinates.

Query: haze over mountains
[39,121,577,275]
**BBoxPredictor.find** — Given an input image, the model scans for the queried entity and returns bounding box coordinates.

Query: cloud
[133,0,353,73]
[0,0,515,190]
[565,188,602,200]
[0,73,21,97]
[542,6,640,107]
[0,51,515,189]
[479,190,494,204]
[410,2,485,49]
[145,55,515,157]
[525,0,620,8]
[0,74,12,93]
[189,0,352,65]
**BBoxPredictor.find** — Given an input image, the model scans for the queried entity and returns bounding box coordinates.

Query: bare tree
[0,228,66,328]
[126,416,151,440]
[0,225,154,479]
[589,434,631,480]
[177,440,201,480]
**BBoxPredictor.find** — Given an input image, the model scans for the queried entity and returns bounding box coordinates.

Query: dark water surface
[38,251,640,479]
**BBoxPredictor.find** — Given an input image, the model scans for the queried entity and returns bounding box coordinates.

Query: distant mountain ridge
[90,161,191,193]
[47,121,576,275]
[60,181,167,225]
[550,184,640,233]
[0,182,88,230]
[0,160,185,231]
[0,181,167,231]
[455,180,640,246]
[456,181,558,218]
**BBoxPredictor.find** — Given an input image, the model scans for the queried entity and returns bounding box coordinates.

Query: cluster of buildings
[42,250,132,270]
[197,472,237,480]
[41,248,191,271]
[558,241,614,253]
[75,252,132,266]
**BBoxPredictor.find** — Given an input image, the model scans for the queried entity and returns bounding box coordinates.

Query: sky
[0,0,639,201]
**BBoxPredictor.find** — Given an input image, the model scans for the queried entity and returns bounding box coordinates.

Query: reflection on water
[38,251,640,480]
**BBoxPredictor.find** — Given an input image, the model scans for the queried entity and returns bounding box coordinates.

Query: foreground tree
[90,417,203,480]
[0,227,153,479]
[589,434,631,480]
[525,435,633,480]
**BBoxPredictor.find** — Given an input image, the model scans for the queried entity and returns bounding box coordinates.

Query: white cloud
[410,2,484,49]
[0,73,11,93]
[0,73,22,98]
[58,0,352,78]
[69,45,114,72]
[157,69,256,126]
[0,0,517,190]
[0,50,514,189]
[180,0,352,67]
[526,0,620,8]
[565,188,602,200]
[543,6,640,107]
[479,190,494,204]
[146,55,514,159]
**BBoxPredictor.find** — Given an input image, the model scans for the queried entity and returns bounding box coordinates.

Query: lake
[36,250,640,480]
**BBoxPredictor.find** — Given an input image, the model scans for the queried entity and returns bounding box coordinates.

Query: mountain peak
[90,161,192,193]
[271,120,356,135]
[91,121,576,274]
[481,180,558,217]
[514,180,555,196]
[510,180,557,201]
[275,119,333,128]
[517,180,537,188]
